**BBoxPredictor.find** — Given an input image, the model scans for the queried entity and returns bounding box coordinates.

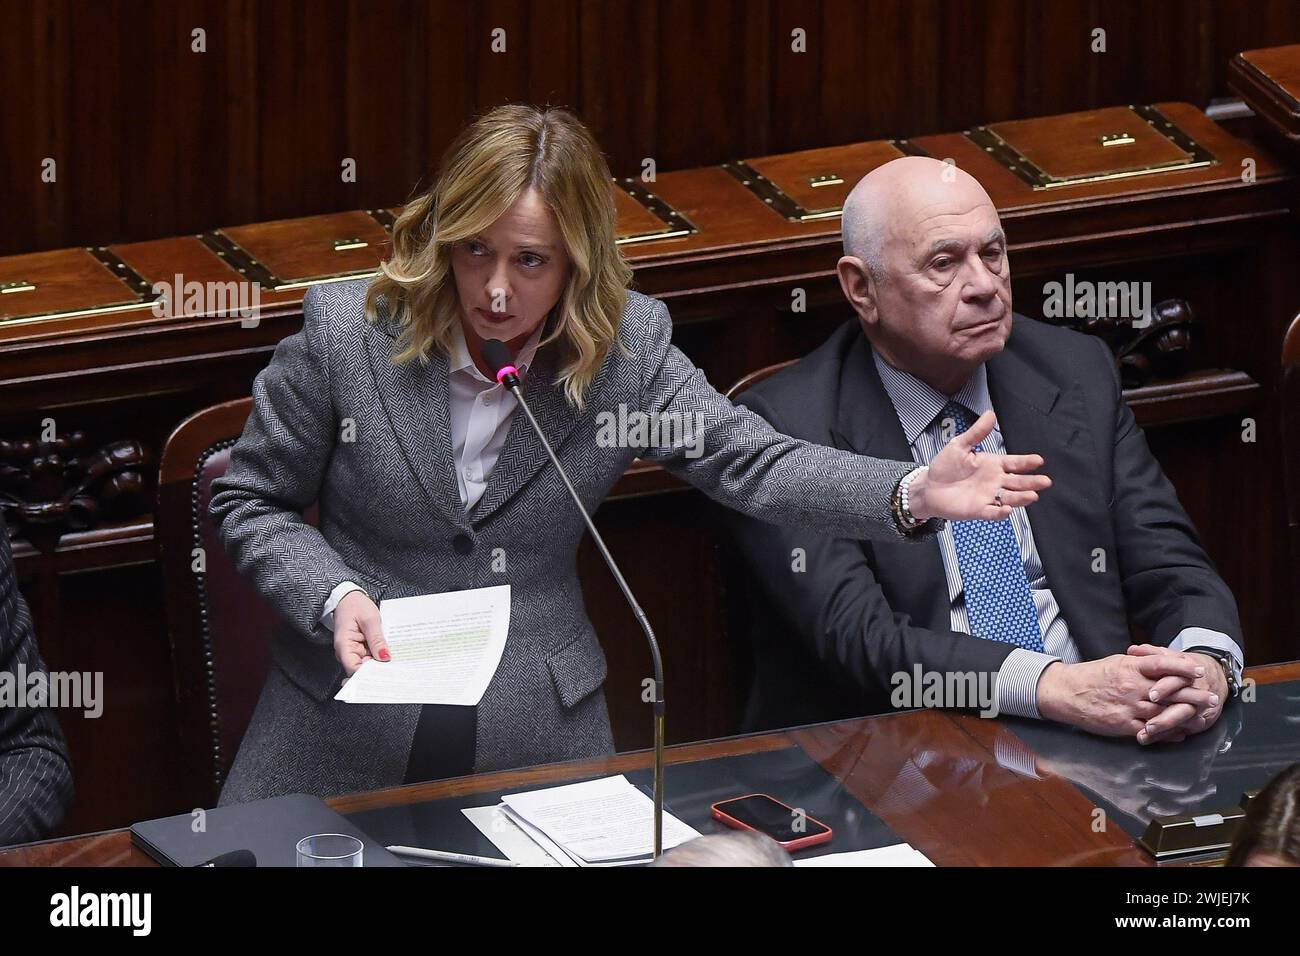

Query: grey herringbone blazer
[210,279,921,805]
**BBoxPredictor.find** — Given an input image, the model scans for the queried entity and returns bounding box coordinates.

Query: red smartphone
[711,793,833,851]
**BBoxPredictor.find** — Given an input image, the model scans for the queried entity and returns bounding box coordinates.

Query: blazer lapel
[364,320,464,526]
[468,341,582,526]
[986,340,1121,658]
[829,333,900,460]
[830,333,951,631]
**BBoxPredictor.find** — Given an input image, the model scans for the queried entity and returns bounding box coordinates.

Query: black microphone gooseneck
[482,338,667,859]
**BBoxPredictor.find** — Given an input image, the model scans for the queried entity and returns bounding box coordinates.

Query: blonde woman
[210,105,1050,804]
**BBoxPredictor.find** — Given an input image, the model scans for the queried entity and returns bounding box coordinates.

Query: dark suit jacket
[728,315,1242,732]
[0,523,73,845]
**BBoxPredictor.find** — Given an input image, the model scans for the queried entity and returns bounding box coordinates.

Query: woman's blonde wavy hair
[365,104,633,409]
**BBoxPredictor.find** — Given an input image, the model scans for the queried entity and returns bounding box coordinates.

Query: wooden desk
[5,661,1293,868]
[1231,45,1300,145]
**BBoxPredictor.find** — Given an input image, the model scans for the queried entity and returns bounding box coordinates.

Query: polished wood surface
[3,662,1293,868]
[0,249,138,322]
[986,107,1192,181]
[223,212,395,284]
[743,140,913,215]
[4,102,1286,343]
[1231,44,1300,141]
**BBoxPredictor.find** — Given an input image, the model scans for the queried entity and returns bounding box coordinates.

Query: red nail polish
[379,650,390,662]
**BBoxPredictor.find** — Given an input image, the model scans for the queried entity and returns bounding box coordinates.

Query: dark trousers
[403,704,476,784]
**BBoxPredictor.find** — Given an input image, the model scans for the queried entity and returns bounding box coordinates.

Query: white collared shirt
[447,319,544,511]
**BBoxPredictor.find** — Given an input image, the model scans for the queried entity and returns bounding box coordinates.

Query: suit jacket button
[452,533,474,555]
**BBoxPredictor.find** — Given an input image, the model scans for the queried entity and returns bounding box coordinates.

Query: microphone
[482,338,667,859]
[485,342,520,389]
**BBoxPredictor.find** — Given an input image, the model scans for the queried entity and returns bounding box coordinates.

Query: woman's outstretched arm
[635,299,1049,540]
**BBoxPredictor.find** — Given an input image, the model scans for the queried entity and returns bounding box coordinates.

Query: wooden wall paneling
[577,0,661,170]
[10,0,1300,255]
[1213,0,1300,95]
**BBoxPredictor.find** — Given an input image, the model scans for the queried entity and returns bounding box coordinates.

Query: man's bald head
[835,156,1012,395]
[841,156,996,278]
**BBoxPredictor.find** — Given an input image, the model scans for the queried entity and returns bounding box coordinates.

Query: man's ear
[836,256,877,326]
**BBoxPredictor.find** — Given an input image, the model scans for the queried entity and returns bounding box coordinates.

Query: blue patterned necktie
[941,401,1044,652]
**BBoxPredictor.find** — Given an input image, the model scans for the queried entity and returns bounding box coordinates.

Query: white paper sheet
[498,806,582,867]
[500,774,699,865]
[334,585,510,705]
[794,844,934,867]
[461,805,565,867]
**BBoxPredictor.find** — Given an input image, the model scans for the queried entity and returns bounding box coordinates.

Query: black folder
[130,793,404,867]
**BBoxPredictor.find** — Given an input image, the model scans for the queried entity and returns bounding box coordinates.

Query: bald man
[728,156,1243,745]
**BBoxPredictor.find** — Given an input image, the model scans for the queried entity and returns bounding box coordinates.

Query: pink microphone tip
[495,365,518,384]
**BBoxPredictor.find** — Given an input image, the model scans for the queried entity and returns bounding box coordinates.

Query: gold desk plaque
[196,209,397,293]
[722,139,928,222]
[966,104,1216,190]
[0,246,162,327]
[613,179,698,245]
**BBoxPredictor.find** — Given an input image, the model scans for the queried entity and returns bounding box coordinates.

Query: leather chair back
[157,398,285,807]
[724,360,797,402]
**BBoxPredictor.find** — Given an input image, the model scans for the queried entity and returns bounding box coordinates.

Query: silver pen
[386,844,518,867]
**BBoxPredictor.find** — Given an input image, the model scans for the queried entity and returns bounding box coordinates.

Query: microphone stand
[491,356,666,859]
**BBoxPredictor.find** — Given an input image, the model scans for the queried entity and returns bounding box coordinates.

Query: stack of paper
[463,775,699,867]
